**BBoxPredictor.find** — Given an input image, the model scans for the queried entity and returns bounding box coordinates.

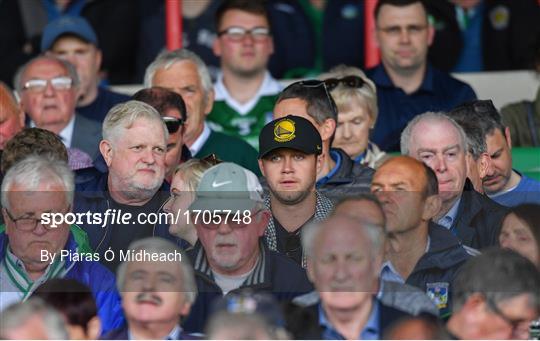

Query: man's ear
[258,159,266,177]
[86,316,101,340]
[320,118,336,143]
[95,48,103,70]
[99,140,114,166]
[477,153,491,179]
[212,37,222,57]
[306,259,315,283]
[316,154,324,174]
[505,127,512,149]
[422,194,441,221]
[427,23,435,46]
[203,89,215,116]
[256,209,270,237]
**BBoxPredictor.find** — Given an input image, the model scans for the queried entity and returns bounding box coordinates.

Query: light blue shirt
[437,198,461,231]
[319,299,380,340]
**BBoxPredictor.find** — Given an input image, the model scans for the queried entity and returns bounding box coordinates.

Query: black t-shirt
[104,190,165,272]
[274,214,314,266]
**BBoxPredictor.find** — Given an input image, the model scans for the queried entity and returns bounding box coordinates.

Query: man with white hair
[74,100,175,272]
[285,215,412,339]
[400,111,507,249]
[0,155,123,334]
[144,48,260,175]
[14,55,102,159]
[182,162,312,333]
[103,237,198,340]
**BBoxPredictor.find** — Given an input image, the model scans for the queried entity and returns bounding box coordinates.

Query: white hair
[116,237,198,304]
[102,100,168,145]
[400,111,468,156]
[144,48,213,100]
[1,155,74,210]
[0,297,69,339]
[301,215,385,260]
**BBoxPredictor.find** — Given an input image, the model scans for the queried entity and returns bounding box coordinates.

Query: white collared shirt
[30,115,76,148]
[189,122,211,156]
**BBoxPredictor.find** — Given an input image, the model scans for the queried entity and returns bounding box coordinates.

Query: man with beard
[182,162,312,333]
[258,115,333,267]
[73,100,174,271]
[105,237,198,339]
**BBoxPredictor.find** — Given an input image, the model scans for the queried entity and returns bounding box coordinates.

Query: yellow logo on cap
[274,118,296,142]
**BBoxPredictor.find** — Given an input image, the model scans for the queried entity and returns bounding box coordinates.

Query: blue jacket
[0,232,124,335]
[73,166,175,258]
[183,241,313,333]
[101,325,201,340]
[366,63,477,151]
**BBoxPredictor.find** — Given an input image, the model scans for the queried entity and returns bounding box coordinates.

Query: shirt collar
[128,324,182,340]
[30,115,76,147]
[371,63,435,93]
[437,197,462,229]
[189,122,211,156]
[317,150,342,186]
[318,298,380,340]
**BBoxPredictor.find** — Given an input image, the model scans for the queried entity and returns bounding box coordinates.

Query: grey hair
[302,215,385,260]
[445,112,487,160]
[452,248,540,312]
[102,100,168,145]
[1,155,74,210]
[144,48,213,98]
[205,311,290,340]
[400,111,468,156]
[0,297,69,339]
[116,237,198,304]
[319,64,379,124]
[13,55,80,94]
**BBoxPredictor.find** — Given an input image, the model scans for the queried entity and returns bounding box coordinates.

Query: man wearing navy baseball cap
[41,16,129,123]
[258,115,333,267]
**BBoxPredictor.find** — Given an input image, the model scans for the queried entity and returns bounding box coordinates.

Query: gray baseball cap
[189,162,264,212]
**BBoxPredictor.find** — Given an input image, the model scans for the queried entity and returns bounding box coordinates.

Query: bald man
[0,82,24,150]
[371,156,475,317]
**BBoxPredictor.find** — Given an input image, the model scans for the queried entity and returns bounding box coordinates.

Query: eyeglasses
[201,153,223,166]
[22,76,73,93]
[162,116,184,134]
[324,76,366,91]
[3,207,70,231]
[486,297,531,336]
[377,24,428,37]
[282,80,338,119]
[218,26,270,42]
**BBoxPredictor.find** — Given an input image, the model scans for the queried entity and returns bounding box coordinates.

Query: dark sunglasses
[282,80,338,119]
[162,116,184,134]
[323,76,366,91]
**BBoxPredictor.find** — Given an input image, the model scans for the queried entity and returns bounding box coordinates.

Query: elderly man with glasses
[0,155,123,335]
[13,55,102,160]
[181,162,312,333]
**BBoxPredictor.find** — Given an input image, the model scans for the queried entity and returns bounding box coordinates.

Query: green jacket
[195,130,261,176]
[501,87,540,147]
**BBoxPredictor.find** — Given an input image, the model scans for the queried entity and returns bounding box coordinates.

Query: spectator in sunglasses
[320,65,388,169]
[133,87,187,183]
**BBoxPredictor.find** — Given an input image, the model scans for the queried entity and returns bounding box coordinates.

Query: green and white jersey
[208,72,282,149]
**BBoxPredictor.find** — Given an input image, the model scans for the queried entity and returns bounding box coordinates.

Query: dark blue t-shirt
[77,86,130,122]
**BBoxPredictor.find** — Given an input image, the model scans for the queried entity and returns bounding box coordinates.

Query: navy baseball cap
[41,16,98,51]
[258,115,322,159]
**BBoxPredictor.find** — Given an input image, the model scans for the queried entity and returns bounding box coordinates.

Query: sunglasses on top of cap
[162,116,184,134]
[282,80,338,118]
[324,76,366,91]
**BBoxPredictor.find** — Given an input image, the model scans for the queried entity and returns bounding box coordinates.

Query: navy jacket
[405,222,476,317]
[267,0,365,78]
[284,299,413,339]
[366,63,477,151]
[183,241,313,333]
[316,148,374,202]
[102,325,201,340]
[0,232,124,335]
[451,180,508,249]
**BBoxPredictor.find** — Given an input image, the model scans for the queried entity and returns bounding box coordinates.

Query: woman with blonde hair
[320,65,387,168]
[163,155,221,247]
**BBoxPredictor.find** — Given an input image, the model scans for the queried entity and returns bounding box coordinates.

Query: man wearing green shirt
[209,0,281,149]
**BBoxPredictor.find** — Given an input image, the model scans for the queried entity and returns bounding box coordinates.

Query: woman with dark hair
[32,279,101,340]
[499,203,540,267]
